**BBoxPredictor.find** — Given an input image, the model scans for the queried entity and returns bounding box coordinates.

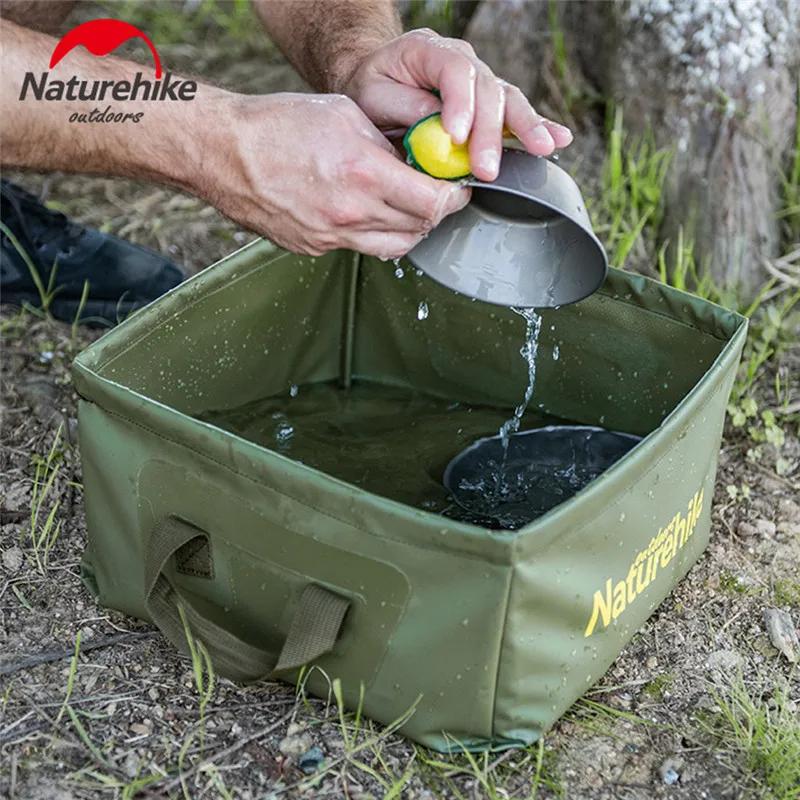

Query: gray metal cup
[407,149,608,308]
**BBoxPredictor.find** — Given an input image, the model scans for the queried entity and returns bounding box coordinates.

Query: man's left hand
[342,28,573,182]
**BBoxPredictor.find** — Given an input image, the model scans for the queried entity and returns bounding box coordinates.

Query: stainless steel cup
[406,149,608,308]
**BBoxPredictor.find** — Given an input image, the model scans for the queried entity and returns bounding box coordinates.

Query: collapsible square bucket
[73,240,746,751]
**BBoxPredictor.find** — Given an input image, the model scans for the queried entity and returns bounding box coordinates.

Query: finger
[502,82,550,154]
[353,200,436,234]
[399,36,477,143]
[501,83,574,154]
[541,118,573,148]
[373,146,471,223]
[387,181,471,231]
[431,181,472,225]
[501,83,555,157]
[437,55,477,144]
[345,230,425,260]
[467,69,505,181]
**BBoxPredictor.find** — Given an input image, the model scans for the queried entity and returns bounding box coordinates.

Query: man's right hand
[198,92,470,259]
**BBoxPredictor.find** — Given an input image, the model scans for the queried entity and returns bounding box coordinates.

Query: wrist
[147,85,234,197]
[326,37,386,95]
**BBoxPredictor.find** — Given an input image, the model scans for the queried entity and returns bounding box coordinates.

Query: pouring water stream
[498,307,543,455]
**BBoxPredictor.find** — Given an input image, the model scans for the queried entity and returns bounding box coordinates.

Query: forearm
[253,0,401,93]
[0,18,225,195]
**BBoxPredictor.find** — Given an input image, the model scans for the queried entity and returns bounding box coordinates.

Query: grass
[588,105,673,272]
[0,222,60,317]
[696,671,800,800]
[641,673,676,700]
[774,580,800,607]
[732,290,800,404]
[26,422,66,574]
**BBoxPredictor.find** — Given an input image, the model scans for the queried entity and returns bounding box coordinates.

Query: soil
[2,11,799,800]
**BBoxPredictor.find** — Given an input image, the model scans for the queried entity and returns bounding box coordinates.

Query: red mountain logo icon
[50,19,162,78]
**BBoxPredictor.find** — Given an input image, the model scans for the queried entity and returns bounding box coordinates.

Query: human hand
[341,29,573,182]
[197,92,470,259]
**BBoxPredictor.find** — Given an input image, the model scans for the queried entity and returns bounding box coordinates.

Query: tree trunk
[466,0,800,299]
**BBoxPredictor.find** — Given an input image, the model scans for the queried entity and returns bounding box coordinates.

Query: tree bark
[466,0,800,299]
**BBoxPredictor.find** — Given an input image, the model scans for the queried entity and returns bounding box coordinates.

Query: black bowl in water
[443,425,642,530]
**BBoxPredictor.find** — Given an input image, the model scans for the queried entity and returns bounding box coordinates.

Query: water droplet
[461,618,469,626]
[553,344,560,361]
[290,384,298,397]
[417,301,429,320]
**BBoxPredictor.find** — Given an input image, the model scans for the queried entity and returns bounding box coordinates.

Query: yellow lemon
[404,113,471,180]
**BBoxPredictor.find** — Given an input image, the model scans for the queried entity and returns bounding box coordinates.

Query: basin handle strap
[145,515,350,682]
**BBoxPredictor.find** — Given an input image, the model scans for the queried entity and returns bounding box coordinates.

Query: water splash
[417,301,429,321]
[553,344,560,360]
[393,258,404,279]
[271,412,294,453]
[499,308,542,451]
[290,384,298,397]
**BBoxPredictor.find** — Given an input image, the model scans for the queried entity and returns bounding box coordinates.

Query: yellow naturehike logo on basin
[584,488,704,637]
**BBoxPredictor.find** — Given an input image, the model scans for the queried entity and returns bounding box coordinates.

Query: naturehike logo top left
[18,18,197,124]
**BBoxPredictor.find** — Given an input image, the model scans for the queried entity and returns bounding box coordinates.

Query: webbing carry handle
[145,515,350,682]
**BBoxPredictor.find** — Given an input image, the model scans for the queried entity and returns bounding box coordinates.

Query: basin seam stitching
[489,555,515,742]
[94,405,516,564]
[341,251,361,390]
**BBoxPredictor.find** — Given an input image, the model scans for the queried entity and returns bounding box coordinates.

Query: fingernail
[479,150,500,179]
[449,114,470,144]
[531,125,555,149]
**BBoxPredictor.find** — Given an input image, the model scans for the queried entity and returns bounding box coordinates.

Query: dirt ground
[2,8,800,800]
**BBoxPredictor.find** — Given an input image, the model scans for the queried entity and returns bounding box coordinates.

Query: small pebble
[755,519,776,537]
[706,649,741,671]
[737,521,757,538]
[1,547,23,572]
[279,729,313,758]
